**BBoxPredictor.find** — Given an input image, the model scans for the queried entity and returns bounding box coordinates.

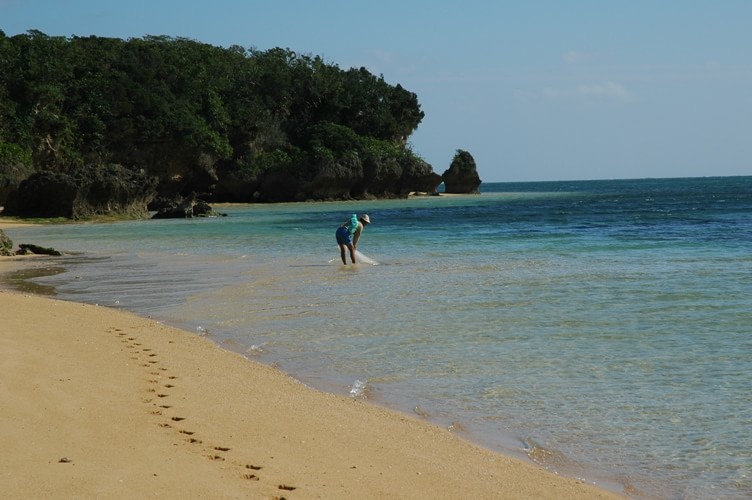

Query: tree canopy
[0,30,432,203]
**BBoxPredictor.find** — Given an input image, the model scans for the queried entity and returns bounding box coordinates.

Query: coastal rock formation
[442,150,482,194]
[0,229,13,256]
[192,200,222,217]
[0,162,35,207]
[393,156,443,196]
[154,153,220,205]
[151,195,223,219]
[302,155,363,201]
[213,153,442,202]
[3,156,443,219]
[1,165,158,219]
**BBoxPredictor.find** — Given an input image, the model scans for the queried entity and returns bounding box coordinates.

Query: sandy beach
[0,240,623,499]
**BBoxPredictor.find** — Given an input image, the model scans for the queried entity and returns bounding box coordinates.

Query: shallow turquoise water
[4,177,751,499]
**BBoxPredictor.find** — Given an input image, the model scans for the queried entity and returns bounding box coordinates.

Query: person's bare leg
[348,244,356,264]
[339,244,347,265]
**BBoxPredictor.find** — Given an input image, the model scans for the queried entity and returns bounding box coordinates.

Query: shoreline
[0,254,624,499]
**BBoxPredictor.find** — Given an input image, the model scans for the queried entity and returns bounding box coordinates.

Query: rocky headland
[0,33,482,220]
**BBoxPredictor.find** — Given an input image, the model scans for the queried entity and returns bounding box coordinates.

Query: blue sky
[2,1,751,182]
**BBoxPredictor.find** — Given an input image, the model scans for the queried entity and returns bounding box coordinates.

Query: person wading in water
[335,213,371,264]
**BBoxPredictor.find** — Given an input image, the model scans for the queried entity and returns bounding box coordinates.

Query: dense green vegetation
[0,30,431,203]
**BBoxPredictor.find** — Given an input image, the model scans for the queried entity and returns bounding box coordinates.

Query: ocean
[3,176,751,499]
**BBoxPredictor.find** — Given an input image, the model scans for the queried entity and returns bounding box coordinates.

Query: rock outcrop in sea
[442,150,482,194]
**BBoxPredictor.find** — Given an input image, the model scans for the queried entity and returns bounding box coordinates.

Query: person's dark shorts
[336,226,353,245]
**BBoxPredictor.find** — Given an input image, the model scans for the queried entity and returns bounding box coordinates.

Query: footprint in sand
[124,338,277,493]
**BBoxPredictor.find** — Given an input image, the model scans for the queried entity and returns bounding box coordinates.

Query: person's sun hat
[360,214,371,224]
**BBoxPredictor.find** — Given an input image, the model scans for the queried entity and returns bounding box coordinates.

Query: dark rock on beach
[17,243,63,256]
[192,200,221,217]
[1,164,158,219]
[0,230,62,256]
[151,206,194,219]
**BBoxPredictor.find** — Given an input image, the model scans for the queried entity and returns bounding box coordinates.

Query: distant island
[0,31,481,219]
